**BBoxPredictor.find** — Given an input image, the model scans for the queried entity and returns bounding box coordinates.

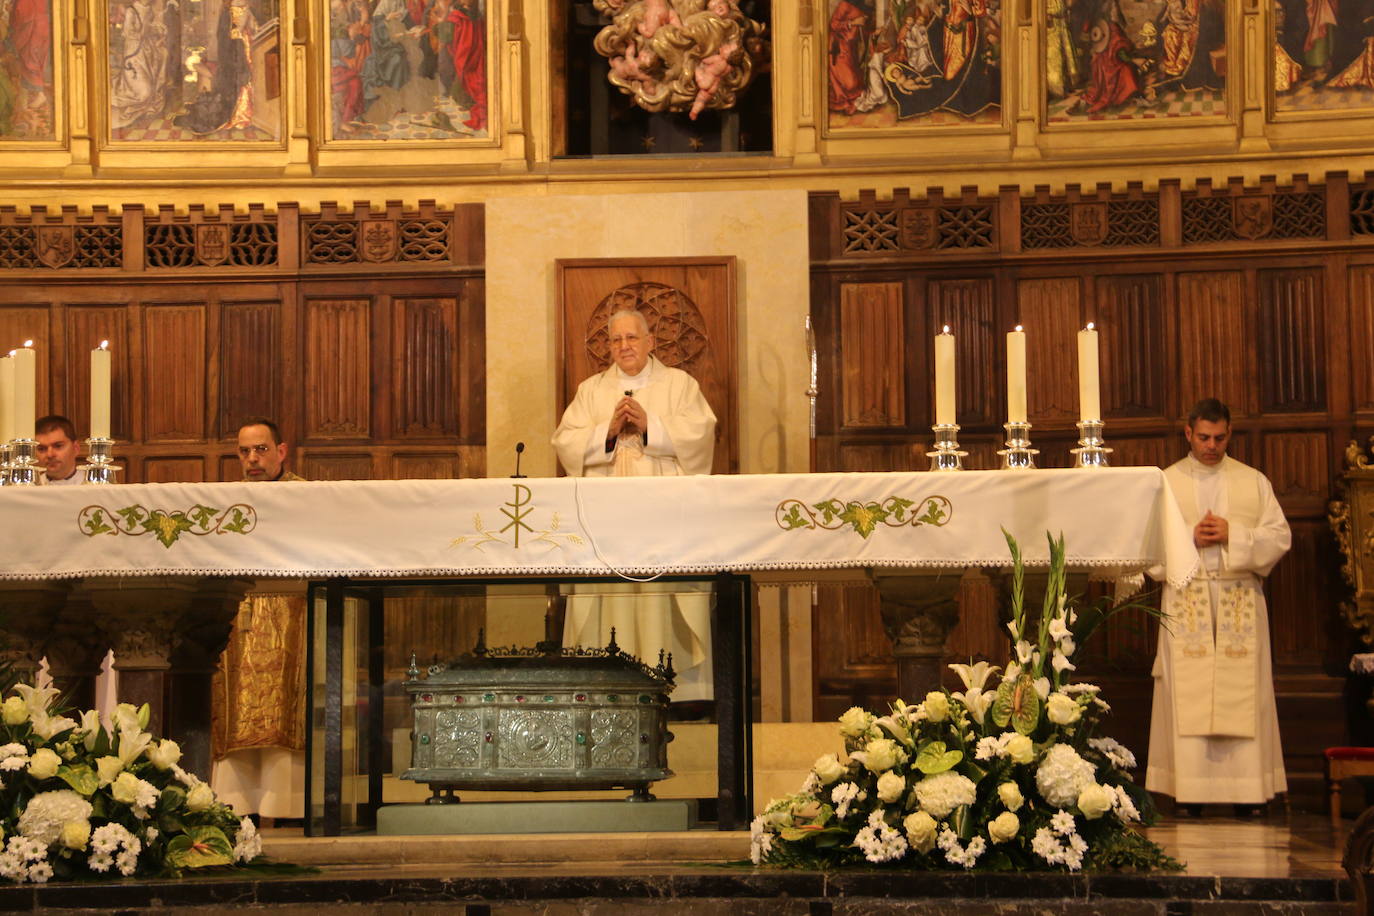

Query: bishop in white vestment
[552,310,719,700]
[1146,401,1291,806]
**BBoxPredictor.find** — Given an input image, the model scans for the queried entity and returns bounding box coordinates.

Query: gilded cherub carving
[593,0,766,120]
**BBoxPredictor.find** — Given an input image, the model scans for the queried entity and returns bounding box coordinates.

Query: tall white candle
[90,341,111,440]
[1077,323,1101,422]
[935,326,956,426]
[13,341,35,439]
[0,354,13,443]
[1007,325,1027,424]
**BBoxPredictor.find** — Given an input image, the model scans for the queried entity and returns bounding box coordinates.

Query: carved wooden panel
[64,306,129,440]
[1110,436,1172,469]
[1268,522,1337,670]
[393,297,459,438]
[1095,275,1166,418]
[1263,431,1330,511]
[300,453,374,481]
[1175,271,1248,414]
[837,442,925,472]
[556,258,738,475]
[220,302,280,439]
[1352,266,1374,412]
[392,453,462,479]
[0,306,51,431]
[928,278,996,427]
[1258,269,1326,413]
[143,457,206,483]
[142,305,206,442]
[304,299,371,440]
[1014,277,1081,422]
[839,282,905,429]
[219,455,243,483]
[814,584,895,721]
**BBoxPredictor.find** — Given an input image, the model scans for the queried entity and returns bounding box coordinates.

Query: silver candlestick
[0,441,12,486]
[926,423,968,472]
[7,438,39,486]
[997,421,1039,469]
[79,437,121,485]
[1070,419,1113,467]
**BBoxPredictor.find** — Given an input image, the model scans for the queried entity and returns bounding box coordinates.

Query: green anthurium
[991,674,1041,735]
[914,740,963,775]
[164,826,234,869]
[56,764,98,797]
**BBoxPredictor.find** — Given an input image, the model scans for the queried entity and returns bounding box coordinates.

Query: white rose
[814,754,846,785]
[858,738,904,774]
[96,756,123,787]
[903,810,937,853]
[876,771,906,804]
[1005,734,1034,764]
[997,781,1023,812]
[2,696,27,726]
[60,819,91,851]
[111,772,141,805]
[28,747,61,780]
[146,740,181,771]
[186,782,216,812]
[1078,783,1114,820]
[988,810,1020,844]
[923,691,949,723]
[838,707,874,739]
[1047,693,1082,726]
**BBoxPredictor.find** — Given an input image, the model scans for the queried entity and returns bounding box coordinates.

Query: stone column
[0,581,79,694]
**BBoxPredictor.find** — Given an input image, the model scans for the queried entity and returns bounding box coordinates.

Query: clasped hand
[1193,510,1229,548]
[607,395,647,440]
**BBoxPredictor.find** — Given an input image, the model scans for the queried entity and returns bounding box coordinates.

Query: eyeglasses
[238,444,274,457]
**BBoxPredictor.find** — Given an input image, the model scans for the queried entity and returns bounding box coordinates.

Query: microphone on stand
[512,441,527,479]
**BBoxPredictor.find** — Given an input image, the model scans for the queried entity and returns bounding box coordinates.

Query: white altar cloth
[0,467,1197,587]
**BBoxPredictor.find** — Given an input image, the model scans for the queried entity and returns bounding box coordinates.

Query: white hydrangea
[1088,736,1138,770]
[936,826,987,869]
[912,771,977,820]
[17,790,93,847]
[1035,744,1097,808]
[854,809,909,864]
[233,817,262,863]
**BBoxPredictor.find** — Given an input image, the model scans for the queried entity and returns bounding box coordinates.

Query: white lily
[116,729,153,768]
[949,660,999,692]
[955,687,995,726]
[1051,650,1076,674]
[12,684,61,717]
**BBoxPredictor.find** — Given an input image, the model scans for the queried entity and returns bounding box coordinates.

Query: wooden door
[556,257,738,474]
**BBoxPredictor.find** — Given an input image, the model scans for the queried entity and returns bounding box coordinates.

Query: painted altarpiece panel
[105,0,283,141]
[1045,0,1227,123]
[326,0,489,141]
[1273,0,1374,112]
[0,0,56,139]
[826,0,1002,130]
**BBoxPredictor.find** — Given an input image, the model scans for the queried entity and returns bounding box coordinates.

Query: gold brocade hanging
[212,595,307,758]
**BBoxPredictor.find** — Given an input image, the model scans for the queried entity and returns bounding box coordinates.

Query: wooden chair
[1327,747,1374,828]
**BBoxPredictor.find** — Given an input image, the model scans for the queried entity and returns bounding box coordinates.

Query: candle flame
[1014,324,1023,332]
[941,324,950,334]
[100,340,109,350]
[1085,322,1095,331]
[22,340,32,347]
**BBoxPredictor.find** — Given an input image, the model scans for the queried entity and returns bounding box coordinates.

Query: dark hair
[35,415,77,441]
[1187,398,1231,426]
[238,416,282,445]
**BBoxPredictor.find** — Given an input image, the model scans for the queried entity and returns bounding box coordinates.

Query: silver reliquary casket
[402,634,676,803]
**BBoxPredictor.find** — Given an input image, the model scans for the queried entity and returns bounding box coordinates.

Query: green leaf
[914,740,963,775]
[778,502,810,531]
[839,501,887,539]
[142,510,194,548]
[812,499,843,525]
[158,785,187,814]
[778,825,849,843]
[917,498,947,526]
[221,507,252,534]
[56,764,98,796]
[165,826,234,869]
[186,504,219,531]
[82,510,114,536]
[884,496,915,522]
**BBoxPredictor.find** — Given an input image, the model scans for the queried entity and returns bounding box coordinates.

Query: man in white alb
[36,415,83,485]
[1146,398,1291,815]
[552,309,718,702]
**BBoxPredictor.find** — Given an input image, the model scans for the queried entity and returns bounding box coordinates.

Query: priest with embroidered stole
[552,309,718,702]
[1146,399,1292,812]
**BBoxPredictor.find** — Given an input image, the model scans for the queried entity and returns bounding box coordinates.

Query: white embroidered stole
[1163,459,1262,738]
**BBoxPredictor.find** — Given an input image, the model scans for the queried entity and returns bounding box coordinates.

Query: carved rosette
[586,282,710,375]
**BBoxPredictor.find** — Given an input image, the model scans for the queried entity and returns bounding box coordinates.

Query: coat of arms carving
[900,209,936,249]
[360,220,397,263]
[36,226,74,268]
[1070,202,1109,246]
[1233,197,1273,240]
[196,224,229,266]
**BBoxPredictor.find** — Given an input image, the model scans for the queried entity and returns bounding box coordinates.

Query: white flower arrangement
[750,532,1180,873]
[0,686,269,884]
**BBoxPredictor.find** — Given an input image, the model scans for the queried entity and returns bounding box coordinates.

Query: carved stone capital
[871,571,963,700]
